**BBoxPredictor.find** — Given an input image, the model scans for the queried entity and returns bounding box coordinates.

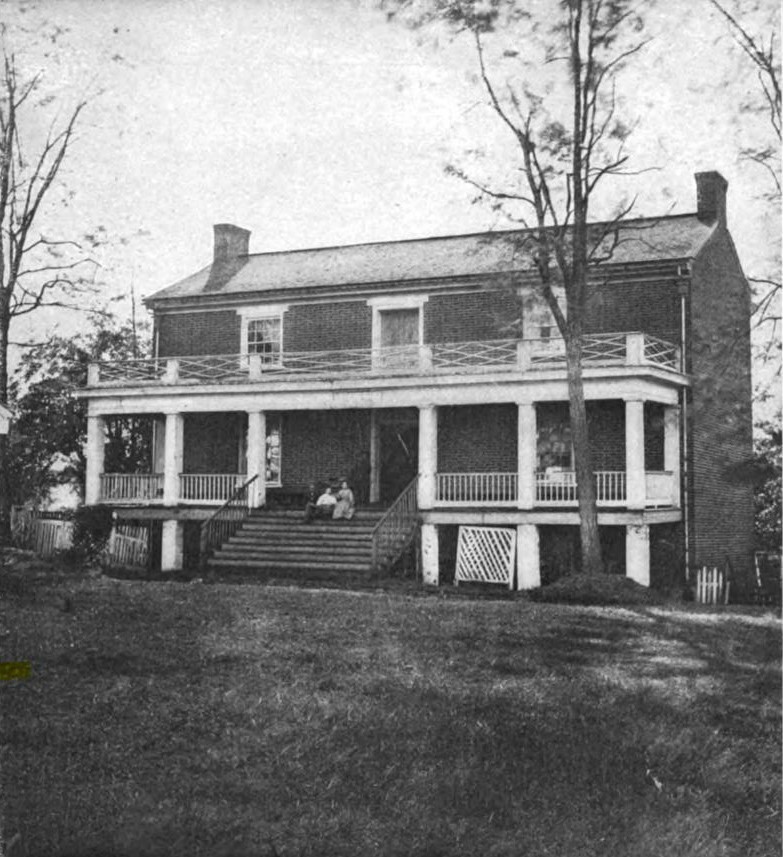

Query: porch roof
[146,214,714,307]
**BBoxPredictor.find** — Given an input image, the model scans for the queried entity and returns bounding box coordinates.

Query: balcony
[87,332,681,388]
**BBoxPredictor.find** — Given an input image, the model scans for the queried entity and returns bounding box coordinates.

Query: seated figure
[332,479,355,520]
[303,485,337,523]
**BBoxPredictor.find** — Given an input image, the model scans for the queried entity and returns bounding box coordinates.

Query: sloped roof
[146,213,714,305]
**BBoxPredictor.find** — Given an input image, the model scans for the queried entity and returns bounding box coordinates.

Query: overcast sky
[3,0,780,390]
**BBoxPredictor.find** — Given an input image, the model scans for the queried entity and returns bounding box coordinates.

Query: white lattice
[455,526,516,588]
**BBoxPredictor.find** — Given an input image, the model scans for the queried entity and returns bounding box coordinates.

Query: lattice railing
[371,477,418,572]
[88,332,681,386]
[436,472,518,506]
[100,473,164,503]
[455,526,516,588]
[644,335,680,369]
[199,475,258,570]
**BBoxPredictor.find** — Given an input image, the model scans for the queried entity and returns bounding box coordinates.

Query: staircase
[206,508,387,578]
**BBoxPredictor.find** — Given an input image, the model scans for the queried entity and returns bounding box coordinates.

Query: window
[248,317,282,364]
[237,305,288,366]
[367,295,428,369]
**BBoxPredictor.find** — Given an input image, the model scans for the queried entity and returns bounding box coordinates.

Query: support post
[246,410,267,508]
[664,405,681,507]
[421,522,439,585]
[418,405,437,509]
[369,410,380,504]
[517,402,536,509]
[625,399,646,510]
[626,523,650,587]
[163,412,184,506]
[85,415,105,505]
[516,524,540,590]
[161,519,184,572]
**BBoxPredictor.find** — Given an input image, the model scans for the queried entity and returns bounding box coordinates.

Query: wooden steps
[207,508,386,577]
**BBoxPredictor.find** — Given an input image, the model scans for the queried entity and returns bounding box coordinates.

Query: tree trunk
[0,311,11,544]
[565,332,603,575]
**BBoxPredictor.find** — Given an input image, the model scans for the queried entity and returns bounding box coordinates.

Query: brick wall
[158,311,241,357]
[688,231,754,578]
[280,410,371,489]
[585,280,681,342]
[426,289,520,343]
[284,301,372,351]
[183,413,244,473]
[437,404,517,472]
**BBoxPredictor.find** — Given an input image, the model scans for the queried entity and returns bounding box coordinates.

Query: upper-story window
[367,295,428,368]
[237,305,288,365]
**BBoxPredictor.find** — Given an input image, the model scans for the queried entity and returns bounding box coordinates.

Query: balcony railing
[436,470,674,508]
[99,469,676,508]
[87,332,681,387]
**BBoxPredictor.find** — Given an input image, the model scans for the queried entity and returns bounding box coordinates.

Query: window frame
[367,294,428,355]
[236,304,289,365]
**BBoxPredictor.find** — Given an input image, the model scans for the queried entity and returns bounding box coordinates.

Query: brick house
[81,171,753,587]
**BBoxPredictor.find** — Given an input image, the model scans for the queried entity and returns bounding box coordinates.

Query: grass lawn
[0,555,780,857]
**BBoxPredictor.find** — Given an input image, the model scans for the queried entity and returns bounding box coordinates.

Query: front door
[379,418,418,503]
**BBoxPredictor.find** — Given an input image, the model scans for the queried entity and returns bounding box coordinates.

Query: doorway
[378,411,418,503]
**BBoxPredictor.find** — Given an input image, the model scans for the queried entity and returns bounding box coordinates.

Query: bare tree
[388,0,650,575]
[0,52,93,540]
[709,0,781,358]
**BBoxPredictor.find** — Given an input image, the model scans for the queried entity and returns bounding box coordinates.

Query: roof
[146,213,715,306]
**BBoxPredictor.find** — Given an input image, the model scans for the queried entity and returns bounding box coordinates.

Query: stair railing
[371,476,419,573]
[199,474,259,571]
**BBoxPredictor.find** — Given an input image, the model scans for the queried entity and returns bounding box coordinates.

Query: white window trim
[366,295,428,352]
[236,304,289,359]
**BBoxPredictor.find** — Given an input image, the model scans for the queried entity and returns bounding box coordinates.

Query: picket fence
[695,566,729,605]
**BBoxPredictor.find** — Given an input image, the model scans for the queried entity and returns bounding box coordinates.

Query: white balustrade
[179,473,246,504]
[645,471,674,507]
[100,473,164,503]
[436,472,518,506]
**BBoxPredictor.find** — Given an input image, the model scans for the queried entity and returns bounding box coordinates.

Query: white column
[516,524,540,590]
[369,410,380,504]
[517,402,537,509]
[625,399,646,510]
[161,520,184,572]
[626,523,650,587]
[664,405,681,507]
[418,405,437,509]
[246,410,267,508]
[163,412,184,506]
[152,417,166,475]
[85,415,105,505]
[421,522,439,585]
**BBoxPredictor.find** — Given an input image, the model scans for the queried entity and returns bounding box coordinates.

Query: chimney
[213,223,250,262]
[695,171,728,227]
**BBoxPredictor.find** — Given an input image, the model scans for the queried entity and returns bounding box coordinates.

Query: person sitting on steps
[302,485,337,523]
[332,479,355,521]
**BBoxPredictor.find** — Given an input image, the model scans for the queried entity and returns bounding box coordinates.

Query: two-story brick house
[81,171,754,588]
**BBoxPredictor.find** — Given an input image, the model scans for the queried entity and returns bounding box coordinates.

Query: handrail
[371,476,419,573]
[198,474,259,571]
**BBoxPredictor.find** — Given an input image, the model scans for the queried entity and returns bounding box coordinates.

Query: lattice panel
[455,526,516,588]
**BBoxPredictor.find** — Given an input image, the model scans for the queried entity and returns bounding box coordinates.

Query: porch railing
[371,476,419,572]
[100,473,164,503]
[536,470,627,505]
[436,472,518,506]
[180,473,246,504]
[645,471,674,507]
[87,332,681,387]
[199,475,259,571]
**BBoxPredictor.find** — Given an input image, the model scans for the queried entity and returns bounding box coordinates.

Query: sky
[2,0,780,399]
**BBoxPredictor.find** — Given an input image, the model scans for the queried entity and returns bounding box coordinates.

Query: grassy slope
[0,560,780,857]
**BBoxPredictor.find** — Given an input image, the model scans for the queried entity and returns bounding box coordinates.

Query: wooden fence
[696,566,729,605]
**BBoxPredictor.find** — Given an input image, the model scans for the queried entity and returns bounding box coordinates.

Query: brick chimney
[213,223,250,261]
[695,171,728,227]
